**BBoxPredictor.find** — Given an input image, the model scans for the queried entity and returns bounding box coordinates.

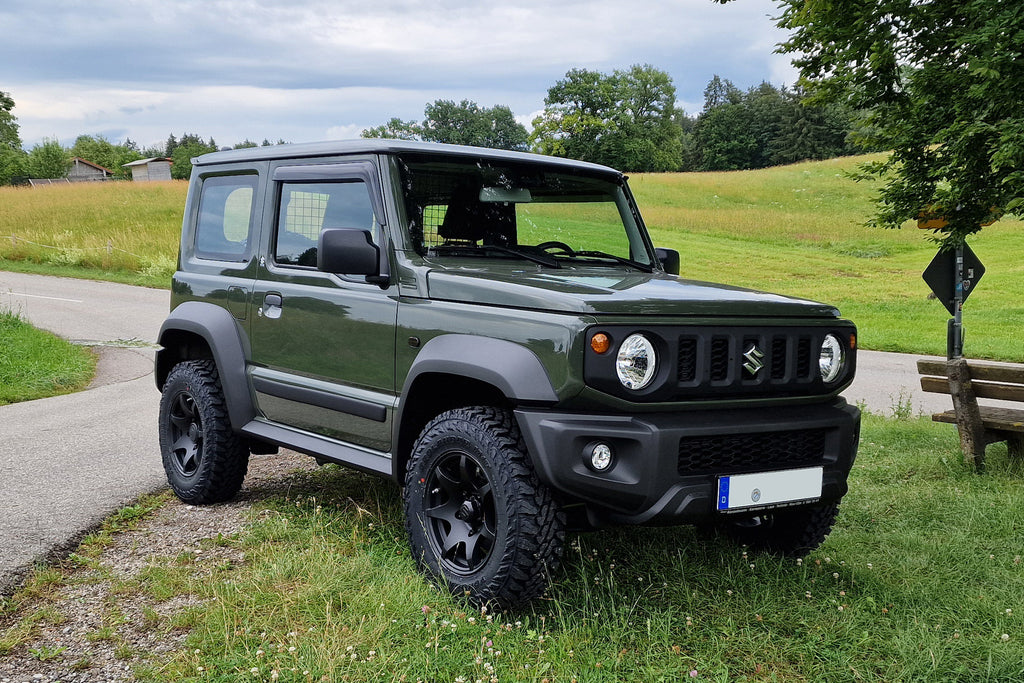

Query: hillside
[1,156,1020,360]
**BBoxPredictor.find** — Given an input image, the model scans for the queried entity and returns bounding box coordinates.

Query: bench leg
[954,425,986,470]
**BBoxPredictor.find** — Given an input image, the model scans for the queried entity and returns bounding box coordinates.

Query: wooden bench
[918,357,1024,469]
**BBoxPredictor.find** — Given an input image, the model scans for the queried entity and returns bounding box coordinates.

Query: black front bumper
[514,398,860,525]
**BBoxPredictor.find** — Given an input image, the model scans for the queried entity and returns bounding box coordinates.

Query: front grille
[674,328,820,399]
[678,428,828,475]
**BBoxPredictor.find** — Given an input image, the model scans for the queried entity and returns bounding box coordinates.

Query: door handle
[261,293,283,319]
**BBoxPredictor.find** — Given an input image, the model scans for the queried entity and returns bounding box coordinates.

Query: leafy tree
[25,139,71,179]
[530,64,683,171]
[233,140,258,149]
[0,91,26,184]
[756,0,1024,246]
[361,117,421,141]
[362,101,528,150]
[69,135,142,179]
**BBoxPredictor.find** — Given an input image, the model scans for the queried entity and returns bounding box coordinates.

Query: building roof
[71,157,113,174]
[122,157,173,167]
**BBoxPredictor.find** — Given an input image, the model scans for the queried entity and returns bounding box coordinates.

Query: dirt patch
[0,452,317,682]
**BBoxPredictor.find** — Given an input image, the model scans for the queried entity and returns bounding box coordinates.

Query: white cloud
[4,0,793,148]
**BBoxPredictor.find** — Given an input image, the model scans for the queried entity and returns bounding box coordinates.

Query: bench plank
[931,406,1024,433]
[918,358,1024,384]
[920,376,1024,402]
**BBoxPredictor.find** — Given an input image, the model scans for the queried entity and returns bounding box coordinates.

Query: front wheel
[158,359,249,504]
[404,407,565,608]
[717,502,840,556]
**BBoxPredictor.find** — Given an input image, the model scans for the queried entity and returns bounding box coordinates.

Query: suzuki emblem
[742,344,765,377]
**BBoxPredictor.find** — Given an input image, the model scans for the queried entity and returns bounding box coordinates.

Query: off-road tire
[719,502,840,557]
[404,406,565,609]
[159,360,249,504]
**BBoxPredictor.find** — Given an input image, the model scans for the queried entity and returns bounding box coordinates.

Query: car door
[248,159,398,453]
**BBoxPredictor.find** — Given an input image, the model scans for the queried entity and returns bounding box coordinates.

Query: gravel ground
[0,451,317,682]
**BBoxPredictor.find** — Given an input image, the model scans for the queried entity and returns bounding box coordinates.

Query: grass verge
[0,308,95,405]
[3,416,1013,682]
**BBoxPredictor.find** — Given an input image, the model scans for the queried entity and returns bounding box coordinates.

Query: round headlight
[616,333,657,390]
[819,334,845,383]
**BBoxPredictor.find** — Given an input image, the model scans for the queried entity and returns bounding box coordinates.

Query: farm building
[123,157,173,181]
[68,157,114,182]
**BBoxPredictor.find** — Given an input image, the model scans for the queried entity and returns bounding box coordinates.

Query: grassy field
[0,181,185,288]
[0,308,95,404]
[1,157,1020,360]
[3,414,1019,681]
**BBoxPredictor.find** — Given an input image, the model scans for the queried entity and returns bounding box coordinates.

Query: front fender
[155,301,256,430]
[400,334,559,404]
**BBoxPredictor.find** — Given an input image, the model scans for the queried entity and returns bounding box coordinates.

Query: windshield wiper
[482,245,561,268]
[431,244,561,268]
[570,250,653,273]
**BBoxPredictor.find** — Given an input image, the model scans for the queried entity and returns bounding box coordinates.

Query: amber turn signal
[591,332,611,354]
[850,334,857,349]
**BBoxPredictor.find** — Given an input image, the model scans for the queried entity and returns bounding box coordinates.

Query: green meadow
[2,155,1020,360]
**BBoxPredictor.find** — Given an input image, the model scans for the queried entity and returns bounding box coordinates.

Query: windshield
[396,155,653,268]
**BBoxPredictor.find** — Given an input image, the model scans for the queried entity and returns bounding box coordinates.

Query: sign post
[922,243,984,359]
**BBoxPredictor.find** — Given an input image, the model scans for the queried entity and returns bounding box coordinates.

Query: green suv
[156,140,860,607]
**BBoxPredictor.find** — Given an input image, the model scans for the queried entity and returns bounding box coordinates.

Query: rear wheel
[404,406,565,608]
[158,360,248,504]
[718,502,840,556]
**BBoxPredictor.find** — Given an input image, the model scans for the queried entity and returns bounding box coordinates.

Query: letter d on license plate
[717,467,823,511]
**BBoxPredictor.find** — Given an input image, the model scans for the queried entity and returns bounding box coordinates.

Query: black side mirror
[317,228,380,276]
[655,247,680,275]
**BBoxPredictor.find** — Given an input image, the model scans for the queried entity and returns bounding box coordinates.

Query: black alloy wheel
[166,390,204,478]
[423,449,497,576]
[158,360,248,504]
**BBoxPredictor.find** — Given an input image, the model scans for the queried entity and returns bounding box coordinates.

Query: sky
[2,0,797,152]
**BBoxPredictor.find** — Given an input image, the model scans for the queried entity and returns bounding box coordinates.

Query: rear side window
[276,180,377,267]
[194,175,258,261]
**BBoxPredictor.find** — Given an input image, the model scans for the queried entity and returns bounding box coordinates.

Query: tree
[25,139,71,179]
[530,65,683,171]
[69,135,142,179]
[164,133,218,179]
[362,101,528,150]
[687,75,858,171]
[754,0,1024,247]
[0,91,25,184]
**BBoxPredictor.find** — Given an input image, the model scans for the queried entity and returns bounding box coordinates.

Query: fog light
[586,442,614,472]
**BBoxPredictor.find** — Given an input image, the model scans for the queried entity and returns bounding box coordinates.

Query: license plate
[717,467,823,512]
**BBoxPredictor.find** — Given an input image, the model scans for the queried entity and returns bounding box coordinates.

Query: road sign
[922,244,985,316]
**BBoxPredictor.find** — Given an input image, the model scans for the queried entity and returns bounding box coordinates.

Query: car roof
[193,139,623,177]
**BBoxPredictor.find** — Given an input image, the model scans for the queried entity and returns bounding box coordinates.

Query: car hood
[425,265,840,318]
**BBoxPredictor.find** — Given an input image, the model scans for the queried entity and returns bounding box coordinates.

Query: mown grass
[95,414,1019,682]
[0,308,95,404]
[1,157,1021,359]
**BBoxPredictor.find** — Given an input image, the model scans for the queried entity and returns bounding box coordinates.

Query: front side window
[397,155,652,270]
[194,175,257,261]
[275,180,377,267]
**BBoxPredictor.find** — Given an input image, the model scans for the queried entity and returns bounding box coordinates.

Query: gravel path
[0,452,317,682]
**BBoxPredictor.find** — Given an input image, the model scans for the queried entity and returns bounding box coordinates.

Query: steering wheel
[536,241,576,256]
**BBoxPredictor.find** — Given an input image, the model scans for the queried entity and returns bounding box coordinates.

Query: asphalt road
[0,270,965,592]
[0,272,169,592]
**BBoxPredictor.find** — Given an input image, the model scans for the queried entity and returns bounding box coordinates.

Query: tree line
[360,66,869,172]
[0,99,286,185]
